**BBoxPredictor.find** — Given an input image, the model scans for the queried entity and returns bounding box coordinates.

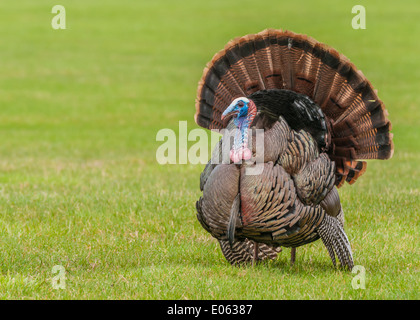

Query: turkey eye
[238,101,244,107]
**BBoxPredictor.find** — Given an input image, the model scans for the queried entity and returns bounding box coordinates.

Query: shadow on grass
[159,247,347,276]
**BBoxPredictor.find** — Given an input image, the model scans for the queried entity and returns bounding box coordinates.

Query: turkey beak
[221,110,238,121]
[221,104,239,121]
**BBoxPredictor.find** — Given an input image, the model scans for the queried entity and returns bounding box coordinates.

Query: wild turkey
[195,29,393,269]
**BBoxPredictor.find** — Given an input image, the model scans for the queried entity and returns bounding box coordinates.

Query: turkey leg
[291,247,296,265]
[252,241,259,266]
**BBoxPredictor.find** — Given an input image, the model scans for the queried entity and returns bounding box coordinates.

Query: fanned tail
[195,29,393,187]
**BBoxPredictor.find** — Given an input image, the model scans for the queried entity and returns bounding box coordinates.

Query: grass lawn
[0,0,418,299]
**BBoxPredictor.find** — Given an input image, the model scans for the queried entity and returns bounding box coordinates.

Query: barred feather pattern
[219,240,281,265]
[277,128,319,175]
[195,29,393,187]
[238,162,326,248]
[293,154,336,206]
[197,120,354,268]
[317,215,353,269]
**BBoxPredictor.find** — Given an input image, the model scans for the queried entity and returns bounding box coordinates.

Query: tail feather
[266,30,284,88]
[277,33,295,90]
[195,29,393,187]
[253,34,275,89]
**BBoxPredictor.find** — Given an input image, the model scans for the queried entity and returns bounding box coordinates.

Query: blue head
[221,97,257,162]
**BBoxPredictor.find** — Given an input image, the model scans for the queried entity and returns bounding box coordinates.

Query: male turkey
[195,29,393,269]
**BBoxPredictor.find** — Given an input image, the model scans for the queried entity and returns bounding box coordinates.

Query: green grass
[0,0,419,299]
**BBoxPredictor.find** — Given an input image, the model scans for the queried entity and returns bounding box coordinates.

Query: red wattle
[230,147,252,163]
